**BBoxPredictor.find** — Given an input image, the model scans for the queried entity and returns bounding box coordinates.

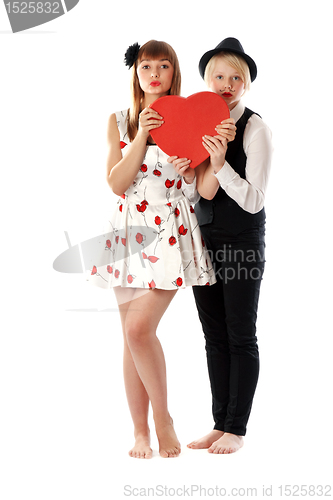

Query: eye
[233,76,240,81]
[161,64,169,69]
[216,75,223,80]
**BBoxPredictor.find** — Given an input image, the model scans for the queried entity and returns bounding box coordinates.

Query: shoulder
[242,109,273,154]
[245,109,272,140]
[108,108,129,133]
[113,109,129,123]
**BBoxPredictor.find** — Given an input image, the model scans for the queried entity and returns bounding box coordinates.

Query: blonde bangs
[204,52,251,93]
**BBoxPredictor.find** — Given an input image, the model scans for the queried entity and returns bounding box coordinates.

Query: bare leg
[115,287,181,458]
[116,288,152,458]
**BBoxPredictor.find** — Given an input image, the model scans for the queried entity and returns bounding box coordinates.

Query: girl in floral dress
[89,40,235,458]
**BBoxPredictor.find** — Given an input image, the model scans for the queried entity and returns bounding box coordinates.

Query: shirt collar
[230,100,245,123]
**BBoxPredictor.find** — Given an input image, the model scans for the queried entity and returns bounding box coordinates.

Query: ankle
[134,427,150,439]
[153,412,172,427]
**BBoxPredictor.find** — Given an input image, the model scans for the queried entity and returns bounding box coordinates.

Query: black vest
[195,107,266,234]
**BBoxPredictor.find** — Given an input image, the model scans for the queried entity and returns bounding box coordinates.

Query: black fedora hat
[199,37,257,82]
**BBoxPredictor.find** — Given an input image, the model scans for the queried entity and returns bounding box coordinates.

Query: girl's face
[137,58,174,98]
[208,59,245,110]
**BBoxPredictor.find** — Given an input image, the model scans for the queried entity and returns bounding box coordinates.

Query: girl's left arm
[214,118,273,214]
[195,135,228,200]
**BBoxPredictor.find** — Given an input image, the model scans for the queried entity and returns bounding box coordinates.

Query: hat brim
[199,48,257,82]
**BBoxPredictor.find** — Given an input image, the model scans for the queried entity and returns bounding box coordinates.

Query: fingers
[215,118,236,142]
[139,107,164,131]
[167,156,191,168]
[168,156,194,180]
[202,135,227,152]
[167,156,178,163]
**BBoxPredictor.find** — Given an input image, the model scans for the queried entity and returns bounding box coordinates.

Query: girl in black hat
[170,38,273,454]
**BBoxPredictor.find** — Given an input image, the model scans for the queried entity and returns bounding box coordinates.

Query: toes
[160,447,180,458]
[187,441,198,449]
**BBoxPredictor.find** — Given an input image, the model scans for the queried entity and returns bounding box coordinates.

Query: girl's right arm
[106,108,163,196]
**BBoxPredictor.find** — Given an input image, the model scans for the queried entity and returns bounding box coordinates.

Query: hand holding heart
[202,133,228,173]
[138,107,164,139]
[168,156,195,185]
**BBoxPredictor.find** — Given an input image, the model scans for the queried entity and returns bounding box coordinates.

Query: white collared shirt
[183,100,273,214]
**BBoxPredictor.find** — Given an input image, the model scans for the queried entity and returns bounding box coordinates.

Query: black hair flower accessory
[124,42,141,68]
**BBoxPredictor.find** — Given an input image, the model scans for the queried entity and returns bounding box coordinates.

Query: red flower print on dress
[91,266,107,282]
[115,236,119,244]
[121,238,126,246]
[136,200,148,212]
[165,179,175,189]
[136,232,144,244]
[106,240,111,249]
[127,274,134,284]
[120,141,127,149]
[201,236,205,247]
[107,265,113,274]
[155,216,162,225]
[179,224,188,236]
[121,194,126,199]
[190,206,195,213]
[174,208,180,218]
[177,179,182,189]
[148,280,156,289]
[169,236,177,246]
[142,252,159,263]
[140,164,147,172]
[119,204,123,212]
[114,269,120,278]
[171,277,183,287]
[153,169,162,177]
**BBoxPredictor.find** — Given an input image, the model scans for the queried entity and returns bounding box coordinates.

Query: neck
[228,100,240,111]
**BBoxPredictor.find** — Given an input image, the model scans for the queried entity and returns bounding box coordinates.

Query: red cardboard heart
[150,92,230,168]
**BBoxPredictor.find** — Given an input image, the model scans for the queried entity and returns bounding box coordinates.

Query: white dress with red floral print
[88,109,216,290]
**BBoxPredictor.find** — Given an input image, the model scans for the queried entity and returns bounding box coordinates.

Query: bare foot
[155,416,181,458]
[129,433,152,459]
[187,429,224,449]
[208,432,243,454]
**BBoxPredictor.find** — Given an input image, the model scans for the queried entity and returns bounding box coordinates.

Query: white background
[1,1,332,498]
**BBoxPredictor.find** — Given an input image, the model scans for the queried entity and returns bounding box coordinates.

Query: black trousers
[193,223,265,436]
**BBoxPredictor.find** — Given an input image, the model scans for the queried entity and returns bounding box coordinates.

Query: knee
[125,320,150,350]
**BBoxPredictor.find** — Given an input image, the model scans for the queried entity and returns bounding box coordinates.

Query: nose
[151,68,159,78]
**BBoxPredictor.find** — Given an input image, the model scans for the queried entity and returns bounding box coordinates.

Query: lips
[150,81,161,87]
[222,92,232,97]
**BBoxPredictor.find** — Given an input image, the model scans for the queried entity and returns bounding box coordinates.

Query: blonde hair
[204,52,251,94]
[127,40,181,142]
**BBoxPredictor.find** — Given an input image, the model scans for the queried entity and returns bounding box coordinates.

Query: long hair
[127,40,181,142]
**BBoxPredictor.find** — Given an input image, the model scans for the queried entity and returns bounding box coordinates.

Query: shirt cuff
[182,176,199,203]
[213,161,238,187]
